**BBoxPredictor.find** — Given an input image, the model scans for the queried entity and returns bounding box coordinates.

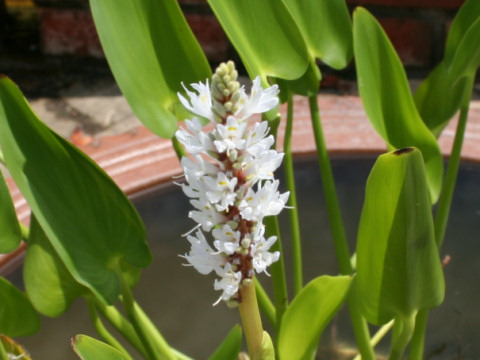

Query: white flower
[213,116,247,154]
[235,77,279,120]
[175,118,213,155]
[178,81,215,122]
[182,230,225,275]
[213,263,242,305]
[204,173,238,212]
[212,224,241,255]
[238,180,289,221]
[189,196,226,232]
[251,236,280,274]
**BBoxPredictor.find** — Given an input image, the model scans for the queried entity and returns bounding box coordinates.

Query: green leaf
[355,148,445,325]
[277,275,352,360]
[353,7,443,203]
[207,0,309,84]
[282,0,353,70]
[0,76,151,305]
[445,0,480,69]
[208,325,242,360]
[71,335,128,360]
[0,168,21,253]
[90,0,211,139]
[414,61,469,137]
[1,335,32,360]
[0,277,40,337]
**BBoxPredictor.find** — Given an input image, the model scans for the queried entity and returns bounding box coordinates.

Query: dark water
[8,156,480,359]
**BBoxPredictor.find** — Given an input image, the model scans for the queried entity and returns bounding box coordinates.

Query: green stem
[390,315,415,360]
[87,298,133,360]
[264,215,288,330]
[434,102,470,248]
[409,96,471,360]
[118,270,172,360]
[94,300,148,358]
[239,281,265,357]
[0,149,4,165]
[308,95,352,275]
[309,94,375,359]
[284,94,303,295]
[353,319,394,360]
[172,136,187,161]
[254,278,276,328]
[0,339,9,360]
[19,222,29,242]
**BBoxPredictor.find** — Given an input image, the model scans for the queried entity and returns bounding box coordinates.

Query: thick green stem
[255,278,276,328]
[118,270,173,360]
[264,215,288,329]
[309,95,375,359]
[94,300,148,358]
[239,281,265,357]
[308,95,352,275]
[409,98,471,360]
[87,298,133,360]
[390,315,415,360]
[284,95,303,295]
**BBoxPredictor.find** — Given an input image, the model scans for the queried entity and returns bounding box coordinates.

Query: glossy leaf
[0,168,21,253]
[71,335,128,360]
[414,61,469,136]
[0,77,151,305]
[208,325,242,360]
[356,148,445,325]
[207,0,309,84]
[0,277,40,337]
[282,0,353,70]
[277,275,352,360]
[90,0,211,139]
[353,8,443,203]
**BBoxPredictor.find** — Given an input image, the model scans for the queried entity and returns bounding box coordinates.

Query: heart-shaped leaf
[0,168,21,253]
[277,275,352,360]
[207,0,309,84]
[353,8,443,203]
[355,148,444,325]
[282,0,353,70]
[90,0,211,139]
[71,335,129,360]
[0,76,151,305]
[0,277,40,337]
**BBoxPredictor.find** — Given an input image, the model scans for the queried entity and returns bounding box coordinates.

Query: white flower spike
[176,61,288,305]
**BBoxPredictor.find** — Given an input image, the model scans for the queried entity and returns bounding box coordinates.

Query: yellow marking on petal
[219,181,228,186]
[227,126,237,131]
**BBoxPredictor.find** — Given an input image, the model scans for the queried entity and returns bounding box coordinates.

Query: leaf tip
[392,147,415,156]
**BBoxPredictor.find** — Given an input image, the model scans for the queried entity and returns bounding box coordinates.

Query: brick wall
[34,0,465,71]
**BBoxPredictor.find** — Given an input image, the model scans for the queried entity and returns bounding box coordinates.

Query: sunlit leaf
[414,61,469,136]
[208,325,242,360]
[0,76,151,305]
[282,0,353,70]
[71,335,128,360]
[0,277,40,337]
[353,7,443,203]
[356,148,444,325]
[0,168,21,253]
[277,275,352,360]
[90,0,211,138]
[207,0,309,84]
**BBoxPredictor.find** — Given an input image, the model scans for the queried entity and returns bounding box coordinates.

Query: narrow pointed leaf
[277,275,352,360]
[282,0,353,70]
[208,325,242,360]
[1,335,32,360]
[356,148,445,325]
[414,61,469,136]
[72,335,128,360]
[0,277,40,337]
[0,169,21,253]
[207,0,309,84]
[353,8,443,203]
[0,77,151,305]
[90,0,211,138]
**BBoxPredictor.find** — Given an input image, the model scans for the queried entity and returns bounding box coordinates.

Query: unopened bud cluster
[176,61,288,305]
